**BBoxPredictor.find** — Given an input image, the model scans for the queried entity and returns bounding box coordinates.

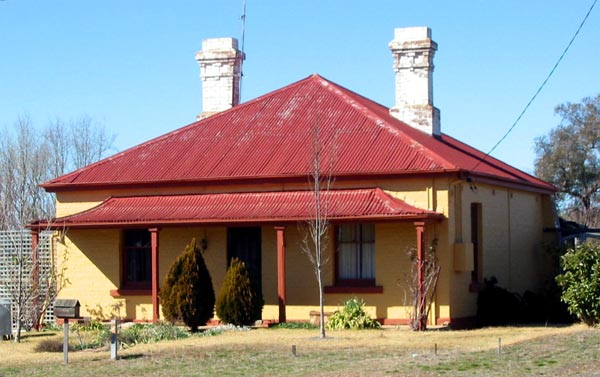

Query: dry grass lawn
[1,324,599,376]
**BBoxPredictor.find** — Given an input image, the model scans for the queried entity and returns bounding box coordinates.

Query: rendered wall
[54,177,452,324]
[449,183,555,320]
[57,176,556,325]
[58,221,451,323]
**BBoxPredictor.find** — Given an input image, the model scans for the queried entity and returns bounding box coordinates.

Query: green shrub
[271,322,318,330]
[119,322,189,347]
[70,320,110,350]
[161,238,215,332]
[326,298,381,330]
[216,257,264,326]
[556,242,600,326]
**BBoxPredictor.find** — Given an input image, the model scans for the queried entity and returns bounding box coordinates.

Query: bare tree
[401,240,440,331]
[300,125,336,339]
[0,116,52,229]
[0,114,116,230]
[69,115,115,170]
[0,114,110,339]
[44,118,71,179]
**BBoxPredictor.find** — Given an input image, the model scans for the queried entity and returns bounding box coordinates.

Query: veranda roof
[35,188,442,229]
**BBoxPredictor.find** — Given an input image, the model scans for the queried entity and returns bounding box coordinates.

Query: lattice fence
[0,230,55,331]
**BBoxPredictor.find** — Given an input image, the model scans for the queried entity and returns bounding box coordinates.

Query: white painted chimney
[389,27,440,136]
[195,37,245,119]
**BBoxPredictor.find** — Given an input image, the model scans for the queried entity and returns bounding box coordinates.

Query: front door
[227,227,262,297]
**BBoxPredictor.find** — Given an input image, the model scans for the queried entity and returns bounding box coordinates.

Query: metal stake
[110,319,119,360]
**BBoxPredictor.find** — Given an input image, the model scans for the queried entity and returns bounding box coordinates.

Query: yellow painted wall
[448,182,555,320]
[54,175,553,325]
[54,177,450,218]
[58,221,451,324]
[58,229,121,319]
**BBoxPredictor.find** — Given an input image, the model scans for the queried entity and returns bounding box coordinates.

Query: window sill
[110,288,152,297]
[324,285,383,294]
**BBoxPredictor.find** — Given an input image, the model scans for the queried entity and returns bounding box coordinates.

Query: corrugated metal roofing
[42,74,554,192]
[46,188,441,227]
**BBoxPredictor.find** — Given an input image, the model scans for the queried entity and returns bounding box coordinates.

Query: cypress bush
[161,238,215,332]
[216,257,263,326]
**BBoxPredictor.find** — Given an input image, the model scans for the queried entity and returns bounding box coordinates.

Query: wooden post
[275,226,286,323]
[63,318,69,364]
[415,222,426,331]
[30,229,40,330]
[149,228,160,323]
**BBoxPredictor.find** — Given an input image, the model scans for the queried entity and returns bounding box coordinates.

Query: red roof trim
[37,188,443,229]
[440,134,555,191]
[41,170,460,192]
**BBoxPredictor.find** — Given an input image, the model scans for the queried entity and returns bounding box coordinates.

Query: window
[336,223,375,286]
[123,229,151,288]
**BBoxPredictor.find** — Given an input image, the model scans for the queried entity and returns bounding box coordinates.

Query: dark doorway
[227,227,262,297]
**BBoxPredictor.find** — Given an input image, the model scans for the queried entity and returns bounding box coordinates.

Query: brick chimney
[389,27,440,136]
[195,38,245,119]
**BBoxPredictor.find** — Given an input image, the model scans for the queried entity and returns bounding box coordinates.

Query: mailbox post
[54,299,81,364]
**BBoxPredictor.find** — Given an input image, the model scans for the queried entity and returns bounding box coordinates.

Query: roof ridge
[313,75,458,170]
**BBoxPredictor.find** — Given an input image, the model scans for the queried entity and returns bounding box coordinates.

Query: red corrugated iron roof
[40,188,442,228]
[42,74,554,193]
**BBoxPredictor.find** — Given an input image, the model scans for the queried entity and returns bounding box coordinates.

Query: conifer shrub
[216,257,264,326]
[161,238,215,332]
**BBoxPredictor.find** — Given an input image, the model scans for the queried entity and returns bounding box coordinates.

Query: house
[34,27,556,327]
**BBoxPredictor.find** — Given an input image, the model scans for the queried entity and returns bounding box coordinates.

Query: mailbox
[54,299,81,319]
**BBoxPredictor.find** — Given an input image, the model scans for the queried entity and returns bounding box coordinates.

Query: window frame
[121,228,152,290]
[334,223,376,287]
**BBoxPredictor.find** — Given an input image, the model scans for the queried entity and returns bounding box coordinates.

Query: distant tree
[216,257,263,326]
[0,115,115,229]
[534,94,600,227]
[0,116,52,229]
[161,239,215,332]
[67,115,115,169]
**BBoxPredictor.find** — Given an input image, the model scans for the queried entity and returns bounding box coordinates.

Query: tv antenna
[240,0,247,99]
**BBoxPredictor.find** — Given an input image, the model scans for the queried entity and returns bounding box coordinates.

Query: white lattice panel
[0,230,55,331]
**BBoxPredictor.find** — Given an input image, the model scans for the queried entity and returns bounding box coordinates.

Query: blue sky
[1,1,598,173]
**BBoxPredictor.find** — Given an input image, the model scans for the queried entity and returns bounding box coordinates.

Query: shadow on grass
[119,353,145,360]
[20,332,59,339]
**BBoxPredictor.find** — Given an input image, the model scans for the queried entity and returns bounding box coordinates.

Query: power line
[471,0,597,171]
